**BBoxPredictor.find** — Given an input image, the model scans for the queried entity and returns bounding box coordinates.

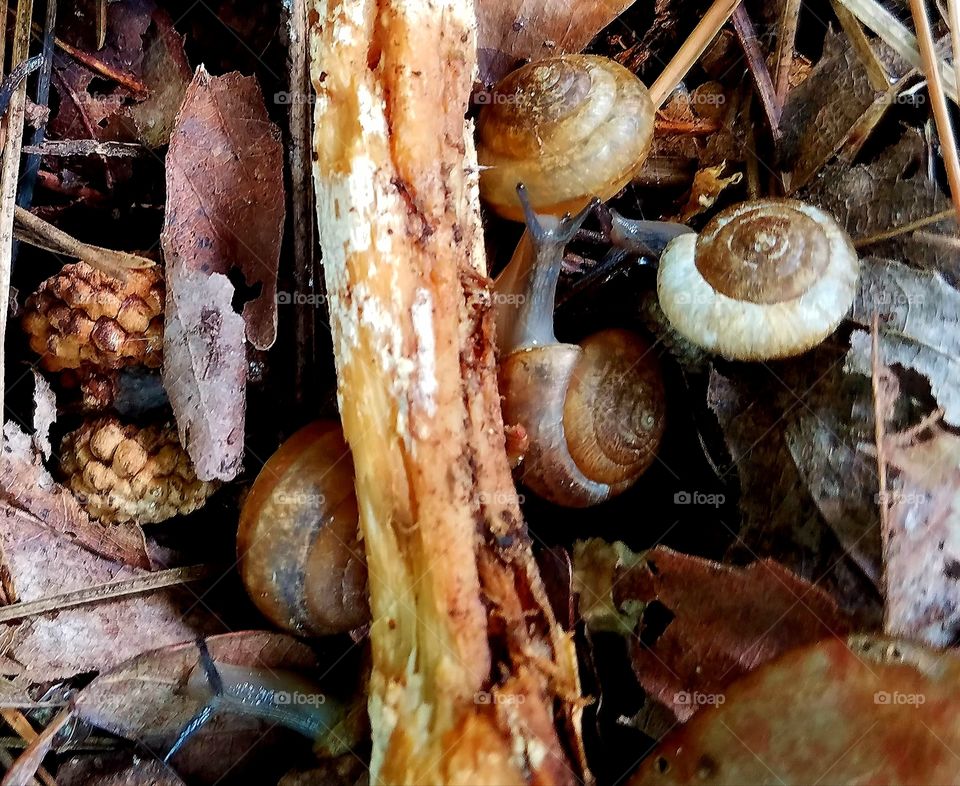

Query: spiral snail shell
[495,186,666,507]
[237,421,369,636]
[477,55,655,221]
[657,199,860,361]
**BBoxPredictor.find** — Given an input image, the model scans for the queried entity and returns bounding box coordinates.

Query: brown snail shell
[477,55,655,220]
[500,329,666,507]
[238,421,368,636]
[657,199,860,361]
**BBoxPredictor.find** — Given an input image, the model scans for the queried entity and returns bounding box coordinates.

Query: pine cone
[61,417,216,525]
[23,262,164,373]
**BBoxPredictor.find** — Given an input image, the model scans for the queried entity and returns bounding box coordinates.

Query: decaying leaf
[784,374,882,586]
[476,0,633,84]
[0,421,150,569]
[804,130,960,283]
[0,494,219,680]
[163,67,285,350]
[880,421,960,646]
[629,636,960,785]
[162,269,246,482]
[672,163,743,223]
[573,539,645,635]
[707,363,881,624]
[574,542,849,723]
[780,29,899,192]
[73,632,329,783]
[845,257,960,427]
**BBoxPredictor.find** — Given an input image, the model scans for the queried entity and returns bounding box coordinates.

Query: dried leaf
[780,29,895,192]
[672,163,743,222]
[0,421,150,569]
[803,130,960,283]
[845,257,960,427]
[572,539,645,636]
[124,8,192,147]
[881,422,960,645]
[0,498,219,680]
[707,362,881,624]
[476,0,633,84]
[162,269,246,482]
[629,637,960,785]
[575,542,849,723]
[57,756,186,786]
[163,67,284,350]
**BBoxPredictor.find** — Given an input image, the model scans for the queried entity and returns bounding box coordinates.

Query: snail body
[657,199,860,360]
[495,187,666,507]
[237,421,368,636]
[477,55,655,220]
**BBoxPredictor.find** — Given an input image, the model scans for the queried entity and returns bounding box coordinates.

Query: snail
[656,199,860,361]
[477,55,655,220]
[237,421,369,636]
[494,185,667,507]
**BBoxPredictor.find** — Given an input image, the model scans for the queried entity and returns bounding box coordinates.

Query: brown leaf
[0,421,150,570]
[575,542,849,723]
[163,66,285,350]
[845,257,960,427]
[881,421,960,645]
[56,756,186,786]
[124,7,193,148]
[672,163,743,223]
[162,269,246,481]
[0,492,219,680]
[476,0,633,84]
[629,636,960,785]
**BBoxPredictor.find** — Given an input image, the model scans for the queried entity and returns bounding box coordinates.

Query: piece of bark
[310,1,584,783]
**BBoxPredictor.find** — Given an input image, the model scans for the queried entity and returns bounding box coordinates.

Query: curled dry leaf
[163,66,285,350]
[845,257,960,427]
[0,421,150,569]
[74,632,320,783]
[574,541,849,723]
[476,0,633,83]
[629,636,960,785]
[881,420,960,646]
[672,163,743,223]
[162,270,246,482]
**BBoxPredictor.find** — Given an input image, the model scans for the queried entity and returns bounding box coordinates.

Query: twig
[0,56,42,118]
[0,712,54,786]
[836,0,959,102]
[831,0,891,91]
[22,139,144,157]
[96,0,107,50]
[0,565,212,624]
[731,5,782,139]
[0,0,35,451]
[14,206,155,276]
[287,0,320,418]
[773,0,803,103]
[908,0,960,226]
[869,313,892,625]
[854,207,955,247]
[949,0,960,124]
[649,0,744,107]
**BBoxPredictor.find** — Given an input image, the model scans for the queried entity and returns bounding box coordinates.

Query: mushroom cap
[477,55,654,220]
[657,199,860,361]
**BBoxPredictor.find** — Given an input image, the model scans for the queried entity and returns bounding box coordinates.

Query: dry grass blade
[908,0,960,226]
[854,207,956,247]
[773,0,803,102]
[649,0,744,107]
[0,0,35,456]
[14,206,155,277]
[731,5,782,138]
[0,565,211,624]
[949,0,960,123]
[837,0,959,101]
